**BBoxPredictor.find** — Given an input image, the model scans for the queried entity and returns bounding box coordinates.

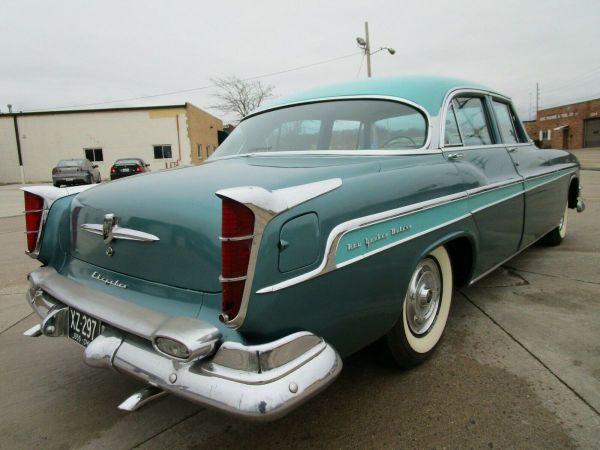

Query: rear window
[57,159,86,167]
[115,159,142,165]
[211,99,428,157]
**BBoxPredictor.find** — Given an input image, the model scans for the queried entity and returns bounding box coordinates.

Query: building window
[154,145,172,159]
[206,145,211,155]
[540,130,551,140]
[84,148,103,162]
[197,144,202,158]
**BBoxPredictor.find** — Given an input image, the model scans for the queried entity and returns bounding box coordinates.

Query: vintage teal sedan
[22,76,585,420]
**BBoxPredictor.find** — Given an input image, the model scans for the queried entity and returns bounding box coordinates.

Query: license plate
[68,308,101,347]
[121,168,130,172]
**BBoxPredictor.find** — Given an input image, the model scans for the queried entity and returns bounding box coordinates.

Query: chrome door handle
[508,147,518,153]
[447,153,464,160]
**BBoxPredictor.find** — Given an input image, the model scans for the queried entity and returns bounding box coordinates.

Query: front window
[211,100,428,158]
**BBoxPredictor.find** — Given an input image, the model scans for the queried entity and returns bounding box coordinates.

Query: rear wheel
[541,203,568,246]
[385,245,453,368]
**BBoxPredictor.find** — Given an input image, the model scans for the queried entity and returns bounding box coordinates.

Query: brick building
[523,98,600,150]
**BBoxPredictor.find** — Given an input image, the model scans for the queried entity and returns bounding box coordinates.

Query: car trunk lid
[70,156,380,293]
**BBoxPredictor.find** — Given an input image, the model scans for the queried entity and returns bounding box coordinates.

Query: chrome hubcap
[406,257,442,335]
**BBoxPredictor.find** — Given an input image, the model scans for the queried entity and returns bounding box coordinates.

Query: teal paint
[335,170,570,267]
[257,76,493,117]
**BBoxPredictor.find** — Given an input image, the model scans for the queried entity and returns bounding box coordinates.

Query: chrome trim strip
[208,95,435,161]
[219,234,254,242]
[257,191,468,294]
[466,178,523,196]
[219,275,248,283]
[336,214,471,270]
[24,209,44,214]
[215,178,343,329]
[80,224,160,242]
[258,167,578,294]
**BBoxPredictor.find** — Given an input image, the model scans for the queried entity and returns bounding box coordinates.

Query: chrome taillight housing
[24,191,45,253]
[219,198,254,321]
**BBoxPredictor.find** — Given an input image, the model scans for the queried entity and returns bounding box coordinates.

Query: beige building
[0,103,223,184]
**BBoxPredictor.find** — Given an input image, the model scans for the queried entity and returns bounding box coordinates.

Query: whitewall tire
[385,245,453,368]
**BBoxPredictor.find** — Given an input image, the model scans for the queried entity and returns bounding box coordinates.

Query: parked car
[110,158,151,180]
[22,76,585,421]
[51,159,101,187]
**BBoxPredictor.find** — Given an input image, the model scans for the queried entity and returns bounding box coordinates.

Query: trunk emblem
[103,214,117,244]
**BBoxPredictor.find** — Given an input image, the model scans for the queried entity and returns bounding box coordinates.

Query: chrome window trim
[208,95,435,160]
[257,167,578,294]
[439,88,517,150]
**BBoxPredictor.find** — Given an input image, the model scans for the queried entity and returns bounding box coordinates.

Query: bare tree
[211,76,274,123]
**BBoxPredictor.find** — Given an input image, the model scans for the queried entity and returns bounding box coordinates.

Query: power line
[23,52,362,113]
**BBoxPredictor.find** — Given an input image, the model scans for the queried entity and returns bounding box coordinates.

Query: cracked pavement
[0,172,599,449]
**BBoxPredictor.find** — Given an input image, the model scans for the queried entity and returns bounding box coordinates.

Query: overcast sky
[2,0,599,122]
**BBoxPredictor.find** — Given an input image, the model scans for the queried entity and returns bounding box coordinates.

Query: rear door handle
[447,153,464,160]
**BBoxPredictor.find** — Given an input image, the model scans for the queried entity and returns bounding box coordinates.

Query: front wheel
[384,245,453,368]
[541,204,568,246]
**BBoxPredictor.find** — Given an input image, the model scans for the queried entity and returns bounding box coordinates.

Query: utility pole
[529,92,533,121]
[355,22,395,78]
[364,22,372,78]
[536,82,540,119]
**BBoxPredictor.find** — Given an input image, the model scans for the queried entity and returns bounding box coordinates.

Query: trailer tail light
[24,192,45,253]
[220,198,254,321]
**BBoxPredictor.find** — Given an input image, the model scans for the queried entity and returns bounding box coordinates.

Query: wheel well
[444,237,474,288]
[568,177,579,209]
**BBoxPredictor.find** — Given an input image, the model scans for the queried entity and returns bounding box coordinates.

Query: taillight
[24,192,44,252]
[135,165,142,173]
[110,166,116,173]
[220,199,254,321]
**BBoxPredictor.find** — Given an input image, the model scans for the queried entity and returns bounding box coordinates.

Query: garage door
[584,118,600,148]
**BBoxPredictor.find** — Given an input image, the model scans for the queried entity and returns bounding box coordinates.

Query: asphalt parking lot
[1,172,599,449]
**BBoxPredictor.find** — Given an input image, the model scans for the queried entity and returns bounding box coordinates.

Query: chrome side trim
[258,167,578,294]
[219,275,247,283]
[80,224,160,242]
[215,178,343,328]
[257,191,467,294]
[219,234,254,242]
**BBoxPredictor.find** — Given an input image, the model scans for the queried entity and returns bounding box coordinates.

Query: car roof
[256,75,499,117]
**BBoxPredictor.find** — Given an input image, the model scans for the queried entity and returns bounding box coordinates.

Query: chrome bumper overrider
[25,267,342,420]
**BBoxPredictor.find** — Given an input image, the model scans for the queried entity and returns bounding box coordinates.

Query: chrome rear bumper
[25,267,342,420]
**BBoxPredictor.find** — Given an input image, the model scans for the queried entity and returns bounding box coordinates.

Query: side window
[450,97,492,146]
[492,101,518,144]
[444,104,462,146]
[371,112,427,149]
[330,120,362,149]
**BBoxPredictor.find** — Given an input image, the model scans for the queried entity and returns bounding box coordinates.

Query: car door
[442,93,524,276]
[491,99,572,248]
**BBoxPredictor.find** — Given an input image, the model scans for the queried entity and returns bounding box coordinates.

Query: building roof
[1,103,188,117]
[257,75,495,116]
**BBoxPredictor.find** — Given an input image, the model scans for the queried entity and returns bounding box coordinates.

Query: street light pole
[365,22,372,78]
[356,22,395,78]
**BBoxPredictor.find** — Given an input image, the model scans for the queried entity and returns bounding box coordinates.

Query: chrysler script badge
[102,213,117,244]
